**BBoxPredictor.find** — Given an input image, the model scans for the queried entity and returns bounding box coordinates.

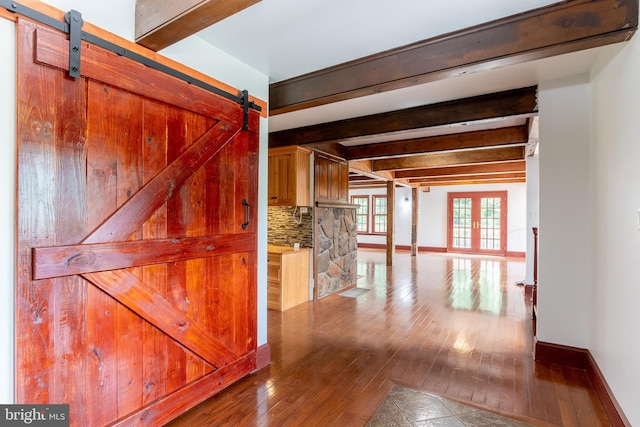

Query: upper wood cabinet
[268,146,312,206]
[315,153,349,204]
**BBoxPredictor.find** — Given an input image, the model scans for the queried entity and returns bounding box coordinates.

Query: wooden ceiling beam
[346,126,528,160]
[394,160,526,179]
[348,183,389,189]
[408,172,526,184]
[349,160,395,181]
[135,0,261,51]
[418,178,526,187]
[269,87,537,148]
[349,178,385,186]
[372,146,525,172]
[307,142,348,159]
[269,0,638,115]
[349,175,381,182]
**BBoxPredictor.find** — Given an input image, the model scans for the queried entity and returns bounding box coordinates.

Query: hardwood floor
[168,249,609,426]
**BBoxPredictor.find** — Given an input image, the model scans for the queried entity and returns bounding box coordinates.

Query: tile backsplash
[267,206,314,248]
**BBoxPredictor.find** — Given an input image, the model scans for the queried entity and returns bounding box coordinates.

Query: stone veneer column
[315,207,358,298]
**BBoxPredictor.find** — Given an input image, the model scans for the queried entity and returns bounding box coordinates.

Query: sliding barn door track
[1,0,261,128]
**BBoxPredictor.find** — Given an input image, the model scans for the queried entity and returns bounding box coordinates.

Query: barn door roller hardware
[65,9,83,78]
[1,0,262,119]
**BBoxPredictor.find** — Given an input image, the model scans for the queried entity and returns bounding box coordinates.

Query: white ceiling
[195,0,617,132]
[198,0,563,82]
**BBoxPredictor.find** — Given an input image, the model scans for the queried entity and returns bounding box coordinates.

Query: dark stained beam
[372,146,525,171]
[349,175,381,182]
[135,0,261,51]
[349,182,385,187]
[270,0,638,114]
[408,172,526,184]
[269,87,537,148]
[348,182,388,189]
[418,178,526,187]
[394,160,526,179]
[346,126,528,160]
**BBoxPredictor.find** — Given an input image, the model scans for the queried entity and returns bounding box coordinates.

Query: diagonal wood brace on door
[30,122,245,367]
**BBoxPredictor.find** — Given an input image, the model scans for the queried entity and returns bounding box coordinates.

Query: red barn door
[15,18,258,426]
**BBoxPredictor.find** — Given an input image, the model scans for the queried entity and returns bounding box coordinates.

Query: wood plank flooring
[168,249,609,426]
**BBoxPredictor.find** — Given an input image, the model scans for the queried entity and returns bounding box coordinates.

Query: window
[351,196,369,232]
[350,194,387,234]
[373,195,387,233]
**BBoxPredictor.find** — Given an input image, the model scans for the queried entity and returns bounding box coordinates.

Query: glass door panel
[452,197,472,249]
[480,197,502,251]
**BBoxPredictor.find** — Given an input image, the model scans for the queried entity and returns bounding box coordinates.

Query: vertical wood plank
[49,55,88,426]
[206,131,234,366]
[16,20,56,407]
[17,22,88,427]
[141,100,169,404]
[165,108,189,394]
[113,87,145,418]
[185,113,211,380]
[85,81,119,426]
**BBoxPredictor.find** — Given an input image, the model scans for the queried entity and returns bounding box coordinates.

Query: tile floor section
[367,386,533,427]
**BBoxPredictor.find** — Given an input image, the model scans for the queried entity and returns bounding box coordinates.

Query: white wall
[537,75,591,349]
[350,183,527,253]
[0,17,16,404]
[589,25,640,426]
[39,0,136,40]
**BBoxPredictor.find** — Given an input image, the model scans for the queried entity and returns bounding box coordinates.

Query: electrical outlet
[300,207,308,214]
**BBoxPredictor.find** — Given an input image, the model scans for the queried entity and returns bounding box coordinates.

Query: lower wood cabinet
[267,245,310,311]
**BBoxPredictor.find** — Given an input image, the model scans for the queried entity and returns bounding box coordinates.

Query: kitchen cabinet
[268,146,312,206]
[267,245,310,311]
[315,153,349,204]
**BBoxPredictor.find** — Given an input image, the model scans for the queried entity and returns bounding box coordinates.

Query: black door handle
[242,199,250,230]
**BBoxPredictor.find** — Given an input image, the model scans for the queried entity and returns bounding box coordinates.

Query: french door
[447,191,507,255]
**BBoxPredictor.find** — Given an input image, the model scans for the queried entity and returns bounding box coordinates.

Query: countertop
[267,244,311,254]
